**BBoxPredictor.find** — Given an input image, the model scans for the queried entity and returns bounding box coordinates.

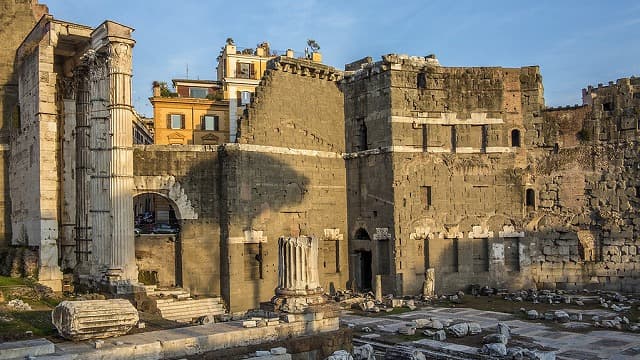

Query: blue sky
[46,0,640,117]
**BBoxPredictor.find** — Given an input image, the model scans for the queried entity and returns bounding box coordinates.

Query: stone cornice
[267,56,343,82]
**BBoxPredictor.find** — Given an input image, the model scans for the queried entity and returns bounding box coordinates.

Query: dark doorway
[356,250,372,291]
[511,129,521,147]
[354,228,371,240]
[525,188,535,208]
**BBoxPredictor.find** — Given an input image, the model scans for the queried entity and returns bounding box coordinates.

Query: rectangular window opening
[189,87,208,98]
[423,186,432,208]
[203,115,219,131]
[170,114,183,129]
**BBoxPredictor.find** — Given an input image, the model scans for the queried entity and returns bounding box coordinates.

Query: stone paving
[341,307,640,360]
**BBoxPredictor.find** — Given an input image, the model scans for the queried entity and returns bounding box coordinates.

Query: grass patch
[0,310,56,341]
[0,276,29,287]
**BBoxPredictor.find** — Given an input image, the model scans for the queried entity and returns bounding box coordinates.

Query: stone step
[157,302,225,312]
[156,298,226,322]
[142,285,157,292]
[155,298,224,307]
[160,311,225,322]
[148,288,190,297]
[158,305,225,317]
[160,310,225,322]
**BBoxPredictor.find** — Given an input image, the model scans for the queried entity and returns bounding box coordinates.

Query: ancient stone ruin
[1,0,640,316]
[51,299,139,340]
[271,236,326,313]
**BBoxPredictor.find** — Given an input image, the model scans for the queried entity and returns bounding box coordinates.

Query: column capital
[107,41,132,74]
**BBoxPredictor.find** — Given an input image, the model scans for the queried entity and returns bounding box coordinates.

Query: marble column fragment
[277,236,322,296]
[52,299,139,340]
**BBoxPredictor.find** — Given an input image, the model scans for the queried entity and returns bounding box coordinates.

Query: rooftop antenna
[186,64,189,79]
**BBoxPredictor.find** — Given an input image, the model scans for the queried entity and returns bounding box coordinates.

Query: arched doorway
[133,192,182,287]
[352,227,373,291]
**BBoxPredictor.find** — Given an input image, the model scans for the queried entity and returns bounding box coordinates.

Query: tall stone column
[105,39,136,282]
[88,52,111,280]
[74,58,92,277]
[273,236,325,313]
[87,22,137,289]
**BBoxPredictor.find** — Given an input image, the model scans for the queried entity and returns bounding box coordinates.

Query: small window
[511,129,521,147]
[417,72,427,89]
[450,126,457,153]
[356,118,368,151]
[170,114,184,129]
[240,91,251,105]
[203,115,219,131]
[424,186,432,207]
[525,189,535,207]
[237,62,254,79]
[603,102,614,111]
[189,87,208,98]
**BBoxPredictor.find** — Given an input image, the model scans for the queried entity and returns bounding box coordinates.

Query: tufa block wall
[225,57,349,311]
[133,57,349,311]
[133,145,223,295]
[0,0,48,248]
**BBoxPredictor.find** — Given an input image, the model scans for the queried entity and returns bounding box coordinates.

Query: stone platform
[26,313,338,359]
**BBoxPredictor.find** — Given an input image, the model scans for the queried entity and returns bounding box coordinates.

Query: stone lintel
[439,232,464,239]
[499,225,525,238]
[468,225,494,239]
[322,228,343,241]
[373,228,391,240]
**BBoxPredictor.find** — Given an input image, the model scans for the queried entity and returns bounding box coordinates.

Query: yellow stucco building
[216,42,274,142]
[152,41,322,144]
[150,80,229,145]
[216,41,323,142]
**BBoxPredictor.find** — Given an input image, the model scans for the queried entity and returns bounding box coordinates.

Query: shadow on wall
[221,150,312,235]
[153,149,316,305]
[217,150,314,309]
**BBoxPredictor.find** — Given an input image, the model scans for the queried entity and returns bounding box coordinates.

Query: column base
[267,291,327,314]
[38,265,63,292]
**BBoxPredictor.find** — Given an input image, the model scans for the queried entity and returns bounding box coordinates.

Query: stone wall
[225,56,349,310]
[340,56,640,295]
[133,145,222,295]
[342,56,546,294]
[526,77,640,292]
[0,0,48,247]
[135,234,176,287]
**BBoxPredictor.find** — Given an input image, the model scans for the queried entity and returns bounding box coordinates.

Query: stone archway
[133,190,185,287]
[133,175,198,220]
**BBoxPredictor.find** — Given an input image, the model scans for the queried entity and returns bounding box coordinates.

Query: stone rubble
[352,344,375,360]
[7,299,32,311]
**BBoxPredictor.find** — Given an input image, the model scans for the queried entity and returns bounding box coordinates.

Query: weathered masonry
[341,54,640,296]
[0,0,48,259]
[4,1,640,312]
[133,57,349,311]
[342,55,540,295]
[10,14,139,291]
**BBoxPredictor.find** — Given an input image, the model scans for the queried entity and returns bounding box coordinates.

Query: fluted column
[105,39,136,281]
[88,52,111,279]
[276,236,322,296]
[74,61,91,274]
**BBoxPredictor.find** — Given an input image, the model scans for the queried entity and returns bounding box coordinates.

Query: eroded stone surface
[52,299,139,340]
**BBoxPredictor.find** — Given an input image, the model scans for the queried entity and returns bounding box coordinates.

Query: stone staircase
[139,285,226,323]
